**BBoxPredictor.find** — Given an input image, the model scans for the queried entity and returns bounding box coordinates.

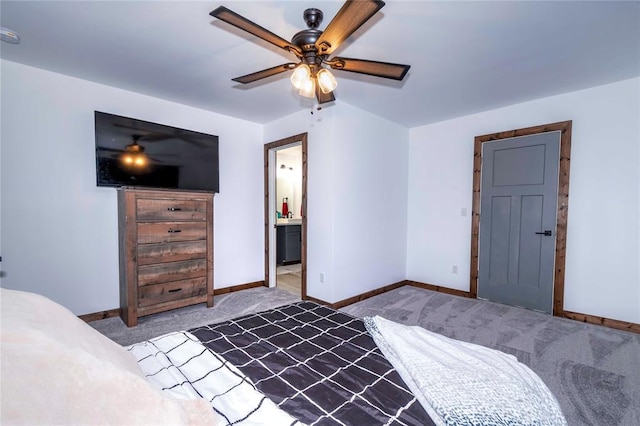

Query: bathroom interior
[275,145,302,295]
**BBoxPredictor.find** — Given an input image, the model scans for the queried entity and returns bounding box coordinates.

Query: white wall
[265,102,409,303]
[0,60,265,315]
[331,104,409,301]
[3,59,636,324]
[407,77,640,323]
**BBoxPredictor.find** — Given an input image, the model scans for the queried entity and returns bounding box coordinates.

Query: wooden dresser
[118,188,214,327]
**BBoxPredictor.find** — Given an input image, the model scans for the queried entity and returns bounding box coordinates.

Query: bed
[1,289,567,425]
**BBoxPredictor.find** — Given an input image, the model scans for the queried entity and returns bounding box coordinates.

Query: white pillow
[0,288,217,425]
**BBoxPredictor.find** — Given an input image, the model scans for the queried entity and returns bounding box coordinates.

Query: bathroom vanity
[276,220,301,265]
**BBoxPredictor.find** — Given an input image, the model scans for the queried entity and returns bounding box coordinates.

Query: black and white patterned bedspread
[190,301,434,426]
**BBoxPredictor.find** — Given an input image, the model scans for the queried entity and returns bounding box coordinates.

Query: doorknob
[535,230,553,236]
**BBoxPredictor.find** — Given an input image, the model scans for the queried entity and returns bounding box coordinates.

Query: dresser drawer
[137,222,206,244]
[137,198,207,221]
[137,277,206,308]
[138,258,206,287]
[138,240,207,266]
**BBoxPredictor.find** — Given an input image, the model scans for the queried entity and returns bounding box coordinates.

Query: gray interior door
[478,132,560,313]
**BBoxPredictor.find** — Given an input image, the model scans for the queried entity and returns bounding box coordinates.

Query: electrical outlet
[452,265,458,274]
[320,273,324,283]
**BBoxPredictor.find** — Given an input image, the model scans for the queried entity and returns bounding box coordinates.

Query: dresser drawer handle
[168,288,182,293]
[167,229,182,234]
[168,207,182,211]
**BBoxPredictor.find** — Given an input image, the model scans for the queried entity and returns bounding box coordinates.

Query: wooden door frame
[470,120,572,316]
[264,133,308,299]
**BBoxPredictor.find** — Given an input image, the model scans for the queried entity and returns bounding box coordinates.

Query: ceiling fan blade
[148,157,165,164]
[329,57,410,80]
[315,0,385,55]
[210,6,301,56]
[97,147,123,153]
[316,85,336,104]
[232,63,297,84]
[138,133,209,148]
[110,126,209,147]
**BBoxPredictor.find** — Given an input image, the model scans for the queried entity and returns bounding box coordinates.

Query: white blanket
[364,316,567,426]
[129,331,305,426]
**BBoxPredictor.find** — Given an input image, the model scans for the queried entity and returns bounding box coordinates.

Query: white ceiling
[1,1,638,128]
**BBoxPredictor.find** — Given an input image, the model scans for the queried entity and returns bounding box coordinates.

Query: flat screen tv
[95,111,219,192]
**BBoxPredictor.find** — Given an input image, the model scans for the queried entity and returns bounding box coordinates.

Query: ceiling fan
[210,0,410,104]
[112,123,208,148]
[97,135,161,167]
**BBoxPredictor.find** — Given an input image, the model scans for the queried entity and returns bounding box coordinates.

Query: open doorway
[264,133,307,299]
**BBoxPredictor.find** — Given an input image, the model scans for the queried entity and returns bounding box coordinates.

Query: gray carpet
[90,286,300,346]
[340,286,640,426]
[91,285,640,426]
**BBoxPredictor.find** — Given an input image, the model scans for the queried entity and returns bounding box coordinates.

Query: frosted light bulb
[298,78,316,98]
[317,69,338,94]
[290,64,311,90]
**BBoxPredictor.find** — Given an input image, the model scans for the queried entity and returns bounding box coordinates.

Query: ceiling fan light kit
[120,140,149,168]
[121,153,147,167]
[291,64,338,95]
[210,0,410,105]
